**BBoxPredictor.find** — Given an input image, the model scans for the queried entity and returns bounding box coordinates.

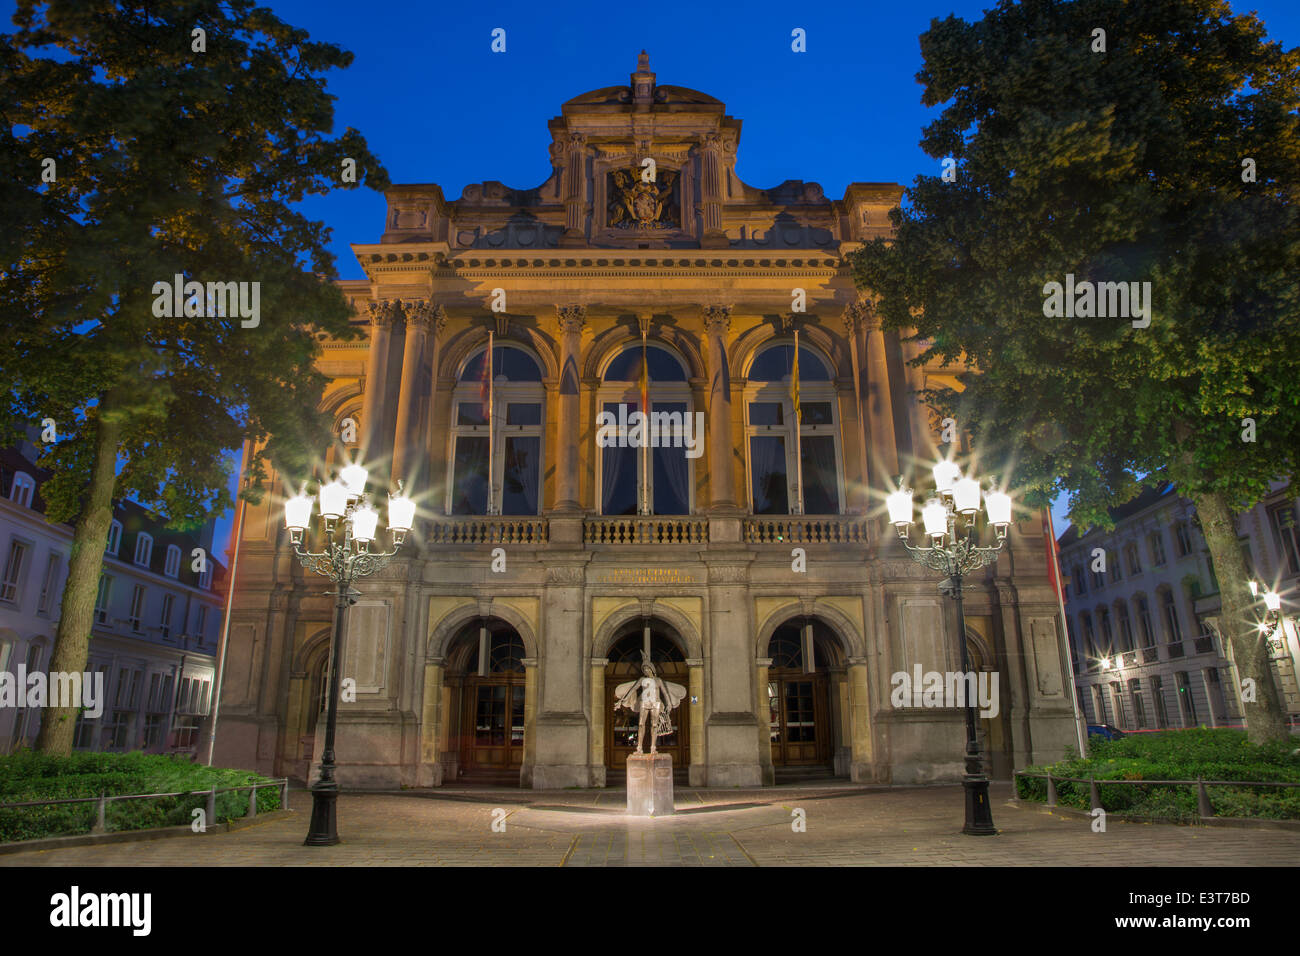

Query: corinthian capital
[556,305,587,335]
[367,299,399,329]
[702,305,731,336]
[404,301,446,335]
[842,297,880,334]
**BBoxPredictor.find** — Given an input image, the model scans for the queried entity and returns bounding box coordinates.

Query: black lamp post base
[304,785,340,846]
[962,776,997,836]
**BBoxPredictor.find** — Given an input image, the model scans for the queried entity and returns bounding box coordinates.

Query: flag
[479,331,493,416]
[639,336,649,415]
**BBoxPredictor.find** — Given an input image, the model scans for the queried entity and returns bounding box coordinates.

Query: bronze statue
[613,653,687,754]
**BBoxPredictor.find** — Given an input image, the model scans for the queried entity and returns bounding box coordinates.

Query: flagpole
[487,329,496,515]
[640,328,649,516]
[792,328,803,515]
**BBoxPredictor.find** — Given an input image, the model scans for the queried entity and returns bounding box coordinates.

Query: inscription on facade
[594,568,699,585]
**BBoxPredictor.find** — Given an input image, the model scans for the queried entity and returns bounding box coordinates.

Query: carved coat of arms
[608,167,678,229]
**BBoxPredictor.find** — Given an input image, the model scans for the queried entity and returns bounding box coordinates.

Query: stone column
[589,658,607,787]
[391,302,445,488]
[846,656,875,782]
[687,659,706,787]
[520,658,538,787]
[854,301,899,486]
[360,300,398,467]
[418,659,444,786]
[554,306,586,511]
[755,657,774,785]
[901,334,934,469]
[698,131,728,248]
[557,132,588,247]
[532,564,590,788]
[840,305,872,513]
[702,306,736,511]
[705,558,761,786]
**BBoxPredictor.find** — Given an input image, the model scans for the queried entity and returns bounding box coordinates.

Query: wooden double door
[460,678,525,773]
[768,670,832,767]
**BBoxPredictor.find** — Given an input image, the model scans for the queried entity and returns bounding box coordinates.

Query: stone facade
[213,53,1076,789]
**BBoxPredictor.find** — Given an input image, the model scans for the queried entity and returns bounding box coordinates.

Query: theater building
[214,53,1076,788]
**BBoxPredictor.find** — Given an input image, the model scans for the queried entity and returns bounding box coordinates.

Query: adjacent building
[214,53,1078,789]
[0,440,226,754]
[1059,479,1300,731]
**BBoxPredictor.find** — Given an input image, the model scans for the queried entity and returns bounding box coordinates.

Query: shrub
[0,751,282,843]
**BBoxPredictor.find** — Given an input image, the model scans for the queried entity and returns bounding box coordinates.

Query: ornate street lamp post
[886,461,1013,836]
[283,464,416,846]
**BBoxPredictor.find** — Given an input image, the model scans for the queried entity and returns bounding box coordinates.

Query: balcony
[1122,651,1137,667]
[584,517,708,545]
[1141,646,1159,664]
[1193,634,1217,656]
[743,516,870,544]
[1164,640,1185,659]
[425,517,549,545]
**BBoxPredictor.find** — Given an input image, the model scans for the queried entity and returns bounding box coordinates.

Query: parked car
[1087,724,1127,741]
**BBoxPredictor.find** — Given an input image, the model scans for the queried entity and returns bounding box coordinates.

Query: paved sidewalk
[2,783,1296,866]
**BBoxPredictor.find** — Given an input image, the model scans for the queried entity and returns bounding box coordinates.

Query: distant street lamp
[887,461,1013,836]
[284,465,415,846]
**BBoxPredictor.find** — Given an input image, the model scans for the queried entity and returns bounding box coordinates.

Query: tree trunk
[33,402,123,755]
[1191,488,1289,745]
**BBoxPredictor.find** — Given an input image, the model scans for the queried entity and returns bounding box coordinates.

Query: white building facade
[0,441,225,755]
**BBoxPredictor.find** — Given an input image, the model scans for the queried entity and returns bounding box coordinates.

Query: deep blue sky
[9,0,1299,552]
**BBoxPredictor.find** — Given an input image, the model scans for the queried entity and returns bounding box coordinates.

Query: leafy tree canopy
[850,0,1300,532]
[0,0,390,527]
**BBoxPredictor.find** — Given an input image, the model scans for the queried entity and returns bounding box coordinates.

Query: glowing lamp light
[340,461,369,499]
[1249,580,1260,597]
[318,480,349,521]
[953,477,981,515]
[933,460,961,495]
[284,491,313,540]
[921,498,948,539]
[388,491,416,541]
[350,503,379,545]
[886,487,914,528]
[985,489,1012,528]
[1264,591,1281,613]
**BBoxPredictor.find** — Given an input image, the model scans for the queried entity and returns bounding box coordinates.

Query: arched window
[133,532,153,568]
[448,343,544,516]
[744,341,841,515]
[1160,588,1183,644]
[1135,596,1155,647]
[597,342,694,515]
[1116,601,1135,651]
[9,472,34,507]
[106,521,122,556]
[164,545,181,578]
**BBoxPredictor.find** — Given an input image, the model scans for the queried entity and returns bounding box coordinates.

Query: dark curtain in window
[800,436,839,514]
[451,437,489,514]
[750,436,788,515]
[652,402,690,515]
[501,437,540,515]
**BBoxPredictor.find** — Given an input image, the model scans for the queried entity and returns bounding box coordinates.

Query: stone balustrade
[425,517,549,545]
[583,517,709,545]
[742,516,870,544]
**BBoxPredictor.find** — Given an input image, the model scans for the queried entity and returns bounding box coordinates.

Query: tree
[850,0,1300,744]
[0,0,389,754]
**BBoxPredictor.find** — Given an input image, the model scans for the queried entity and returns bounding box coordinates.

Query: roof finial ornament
[631,49,656,109]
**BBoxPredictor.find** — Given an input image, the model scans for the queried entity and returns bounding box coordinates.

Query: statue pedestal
[626,753,674,816]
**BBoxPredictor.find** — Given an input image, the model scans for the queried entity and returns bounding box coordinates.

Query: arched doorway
[766,620,840,773]
[963,627,1008,779]
[605,622,690,778]
[447,619,528,783]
